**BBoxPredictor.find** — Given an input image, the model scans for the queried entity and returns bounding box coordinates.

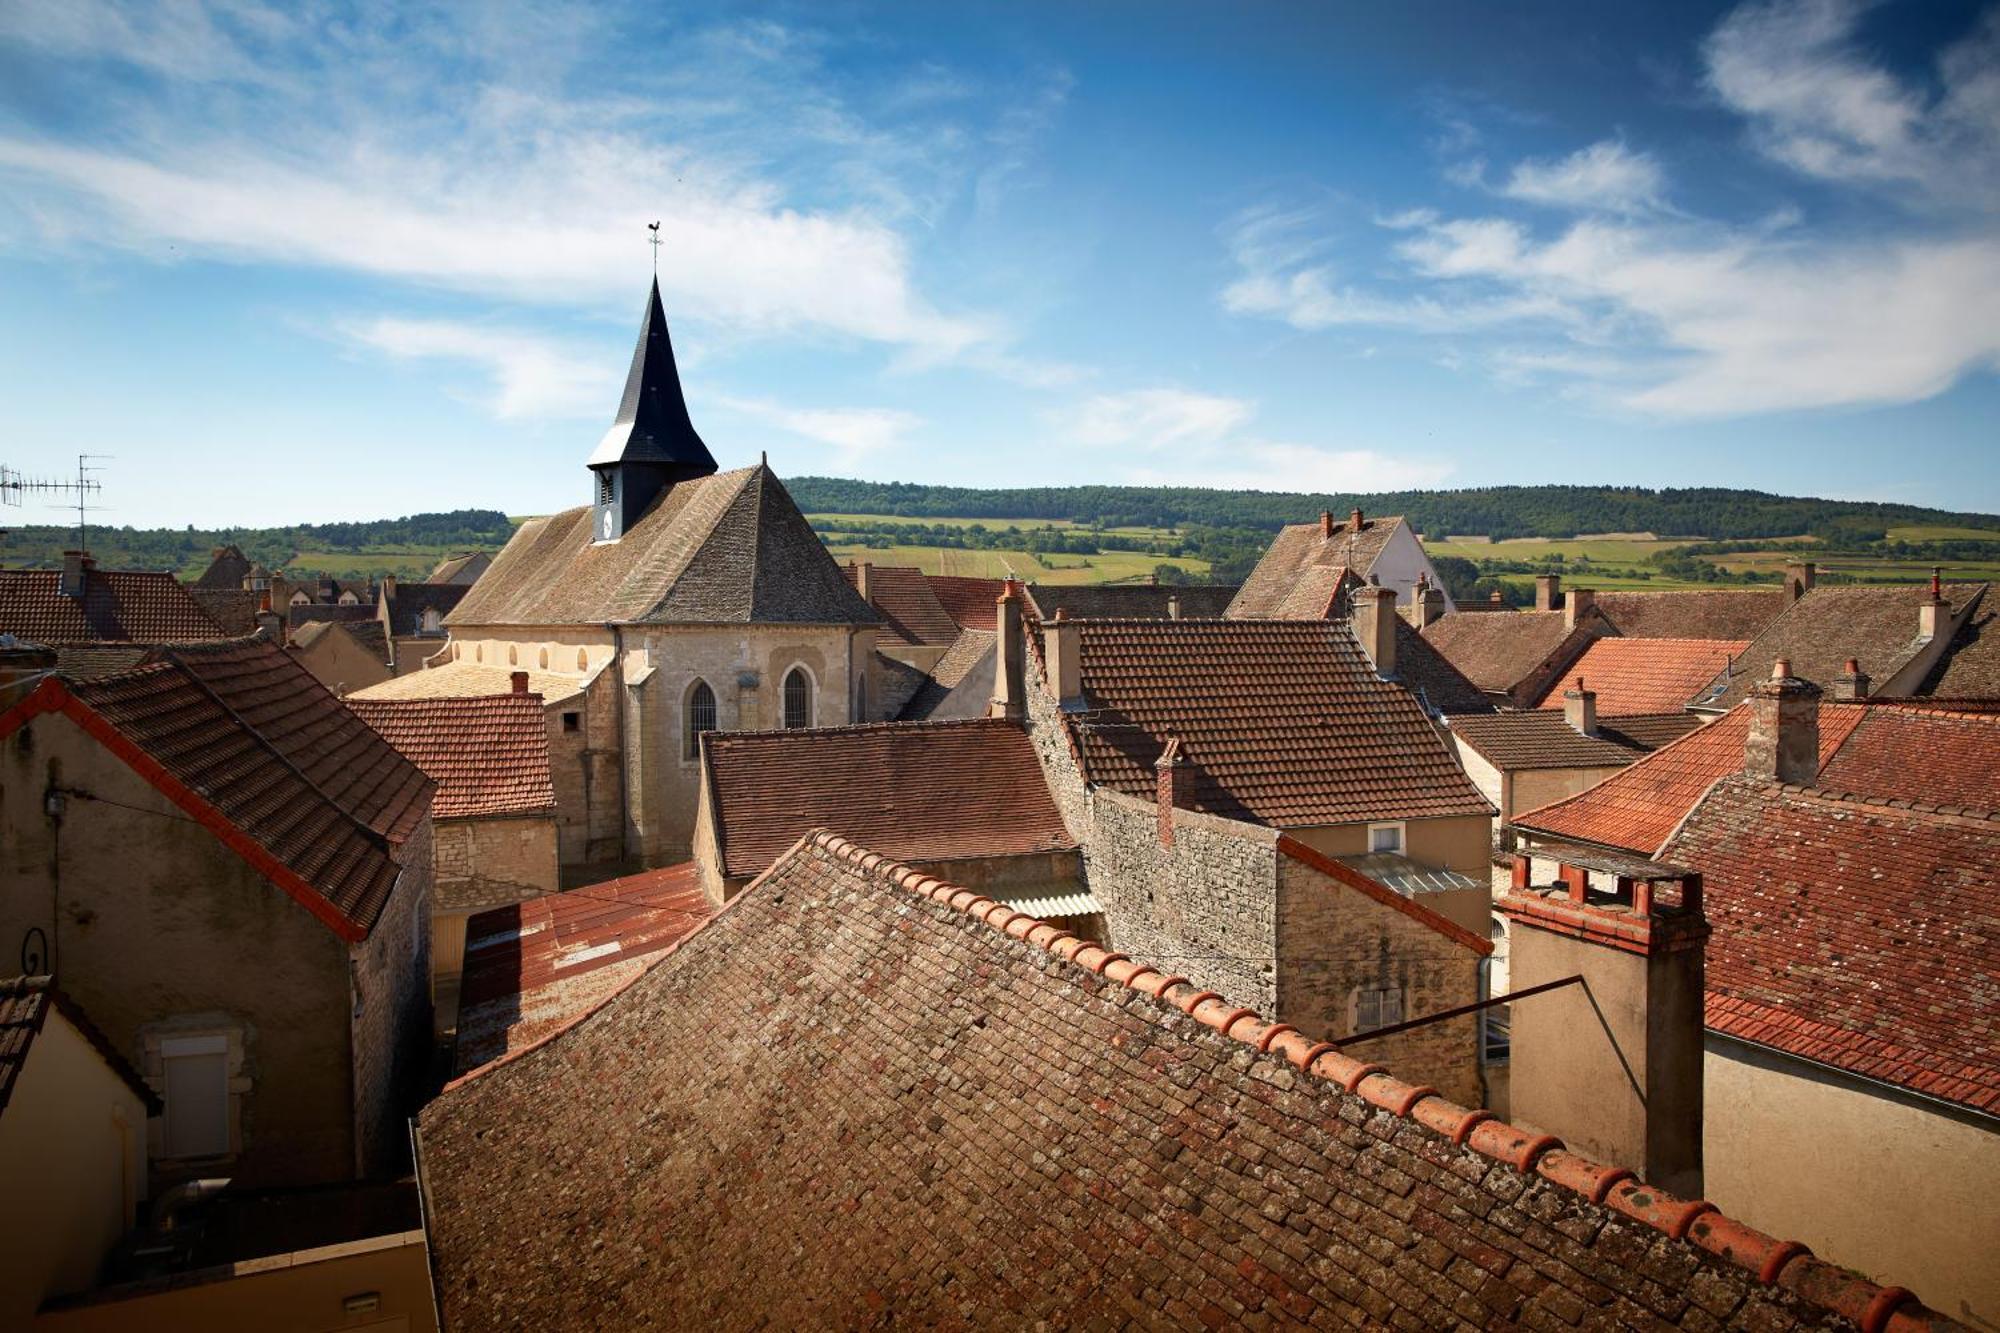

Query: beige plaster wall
[0,1014,149,1329]
[1510,765,1628,824]
[290,631,390,697]
[1705,1039,2000,1329]
[1282,813,1490,879]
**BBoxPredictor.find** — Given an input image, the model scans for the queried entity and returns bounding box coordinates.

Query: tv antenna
[0,455,108,550]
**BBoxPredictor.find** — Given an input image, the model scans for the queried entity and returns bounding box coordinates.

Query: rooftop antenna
[1,455,107,550]
[648,220,661,275]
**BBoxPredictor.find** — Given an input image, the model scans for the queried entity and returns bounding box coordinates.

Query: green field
[823,540,1210,584]
[1884,524,2000,541]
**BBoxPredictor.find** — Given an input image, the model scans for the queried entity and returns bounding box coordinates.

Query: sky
[1,0,1997,528]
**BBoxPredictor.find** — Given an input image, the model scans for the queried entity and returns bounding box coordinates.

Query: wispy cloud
[337,317,617,420]
[713,395,923,470]
[1498,141,1666,214]
[1057,388,1254,450]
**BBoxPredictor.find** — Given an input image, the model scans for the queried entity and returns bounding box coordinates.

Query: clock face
[601,509,614,540]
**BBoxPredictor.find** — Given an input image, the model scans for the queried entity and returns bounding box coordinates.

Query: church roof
[447,464,880,628]
[586,278,719,477]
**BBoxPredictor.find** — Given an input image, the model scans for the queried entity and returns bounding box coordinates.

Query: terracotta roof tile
[924,574,1005,631]
[1815,706,2000,813]
[1590,588,1787,640]
[1393,620,1494,716]
[193,545,252,589]
[0,976,160,1118]
[1530,638,1749,715]
[843,563,960,647]
[1419,609,1587,693]
[1449,710,1700,771]
[1227,516,1403,618]
[0,567,226,644]
[1062,619,1492,825]
[1025,583,1237,620]
[703,718,1073,878]
[1669,780,2000,1115]
[187,587,262,635]
[349,660,591,707]
[350,695,557,820]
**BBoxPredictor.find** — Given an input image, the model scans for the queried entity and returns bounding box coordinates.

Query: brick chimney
[1352,585,1398,678]
[1320,510,1334,539]
[1919,569,1947,639]
[58,550,93,599]
[1501,852,1708,1198]
[989,579,1026,721]
[1042,610,1081,708]
[1405,573,1445,629]
[1562,677,1597,737]
[1349,506,1365,534]
[511,670,530,695]
[1834,658,1870,701]
[1534,573,1561,612]
[253,592,282,641]
[1746,659,1820,786]
[1563,586,1596,630]
[1156,736,1192,846]
[1783,560,1816,602]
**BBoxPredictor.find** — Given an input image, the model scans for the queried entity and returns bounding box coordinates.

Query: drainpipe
[609,622,630,863]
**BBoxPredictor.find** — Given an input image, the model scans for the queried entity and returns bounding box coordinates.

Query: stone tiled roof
[453,863,716,1075]
[1814,706,2000,813]
[925,574,1006,631]
[3,639,432,939]
[427,552,491,585]
[419,829,1955,1332]
[350,695,557,820]
[291,617,390,663]
[0,567,226,645]
[1059,619,1493,825]
[1025,582,1238,621]
[1695,582,1989,710]
[1419,610,1588,693]
[382,582,469,636]
[194,544,253,589]
[187,587,261,635]
[448,464,879,627]
[1668,779,1999,1116]
[0,976,160,1118]
[1590,589,1787,640]
[51,643,153,680]
[348,660,591,707]
[1920,605,2000,698]
[1530,638,1748,716]
[702,718,1073,878]
[843,563,960,647]
[288,603,375,634]
[1515,702,1868,855]
[895,628,994,721]
[1226,515,1404,619]
[1393,620,1494,716]
[1448,710,1700,772]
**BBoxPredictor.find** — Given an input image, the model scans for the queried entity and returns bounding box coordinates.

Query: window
[782,667,812,729]
[153,1032,235,1160]
[597,471,615,505]
[538,647,550,669]
[1352,986,1405,1033]
[421,608,442,633]
[1367,822,1406,854]
[562,711,581,733]
[577,648,589,671]
[685,680,717,760]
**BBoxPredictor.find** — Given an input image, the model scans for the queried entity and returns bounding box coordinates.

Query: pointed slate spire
[588,278,719,541]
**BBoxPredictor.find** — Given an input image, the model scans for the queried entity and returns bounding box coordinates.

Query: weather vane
[648,220,661,274]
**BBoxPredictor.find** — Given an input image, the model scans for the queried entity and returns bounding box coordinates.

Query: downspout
[609,622,631,863]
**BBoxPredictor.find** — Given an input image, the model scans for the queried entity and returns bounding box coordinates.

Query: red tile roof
[924,574,1006,631]
[1815,705,2000,811]
[420,829,1953,1332]
[1419,610,1589,693]
[0,976,160,1118]
[1226,515,1404,619]
[702,718,1073,878]
[1669,780,1999,1115]
[1,639,433,940]
[453,863,716,1074]
[842,563,961,647]
[349,695,557,820]
[0,566,226,644]
[1531,638,1748,715]
[1058,619,1492,826]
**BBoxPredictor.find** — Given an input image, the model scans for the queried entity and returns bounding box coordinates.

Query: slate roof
[188,587,262,635]
[1057,619,1492,826]
[1529,638,1748,716]
[0,976,160,1118]
[1025,582,1238,621]
[349,660,592,707]
[0,567,226,645]
[1448,710,1700,772]
[350,695,557,820]
[1920,604,2000,698]
[1419,610,1589,694]
[418,829,1951,1332]
[3,639,432,939]
[843,564,961,647]
[586,278,719,476]
[1667,779,2000,1116]
[453,863,716,1074]
[1226,515,1405,619]
[382,582,469,636]
[1590,589,1787,641]
[448,464,879,628]
[702,718,1074,879]
[925,574,1006,631]
[897,629,995,722]
[1393,620,1494,716]
[193,544,252,589]
[1694,581,1989,710]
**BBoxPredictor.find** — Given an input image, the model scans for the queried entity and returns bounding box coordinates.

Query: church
[404,278,886,869]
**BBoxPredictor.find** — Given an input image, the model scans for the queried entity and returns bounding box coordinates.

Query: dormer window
[420,608,443,634]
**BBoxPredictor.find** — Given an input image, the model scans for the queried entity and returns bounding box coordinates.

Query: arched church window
[508,645,518,665]
[685,681,717,761]
[783,667,812,730]
[539,647,550,669]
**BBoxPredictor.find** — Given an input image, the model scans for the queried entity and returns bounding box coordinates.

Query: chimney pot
[1834,659,1871,701]
[1155,736,1192,846]
[511,670,529,694]
[1918,579,1949,639]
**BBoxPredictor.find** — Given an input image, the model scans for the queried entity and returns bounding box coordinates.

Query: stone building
[0,639,434,1193]
[287,616,392,694]
[1228,507,1452,615]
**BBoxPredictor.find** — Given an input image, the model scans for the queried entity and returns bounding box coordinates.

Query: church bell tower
[588,278,719,542]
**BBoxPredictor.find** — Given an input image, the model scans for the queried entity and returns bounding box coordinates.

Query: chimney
[1156,736,1193,846]
[1042,610,1081,708]
[1489,589,1504,605]
[1500,852,1708,1198]
[854,560,872,601]
[1319,510,1334,538]
[1147,572,1158,587]
[1562,677,1598,737]
[1405,574,1445,629]
[1535,573,1561,612]
[1919,570,1947,639]
[989,579,1026,721]
[1564,586,1596,630]
[58,550,92,599]
[1352,585,1398,678]
[511,670,530,695]
[380,574,397,604]
[1782,560,1816,602]
[1834,658,1870,701]
[1746,659,1821,786]
[1166,593,1182,620]
[253,591,282,641]
[1349,507,1365,534]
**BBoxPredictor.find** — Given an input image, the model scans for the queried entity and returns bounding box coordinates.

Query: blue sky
[1,0,1997,527]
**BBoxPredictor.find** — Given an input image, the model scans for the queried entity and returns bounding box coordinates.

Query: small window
[159,1033,231,1159]
[421,608,442,633]
[685,680,717,760]
[783,667,811,729]
[1353,986,1405,1033]
[1367,822,1405,854]
[562,712,581,734]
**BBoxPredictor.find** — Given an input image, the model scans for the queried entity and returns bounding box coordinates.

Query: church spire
[588,277,719,542]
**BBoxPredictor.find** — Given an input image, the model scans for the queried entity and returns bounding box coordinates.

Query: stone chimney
[58,550,93,599]
[380,574,398,603]
[1562,677,1598,737]
[1156,736,1192,846]
[511,670,530,695]
[1501,852,1708,1198]
[989,579,1026,721]
[1783,560,1816,602]
[1352,585,1398,679]
[1042,610,1081,708]
[1534,573,1561,612]
[853,560,873,601]
[1349,506,1365,534]
[1166,593,1182,620]
[253,592,282,641]
[1405,574,1445,629]
[1919,569,1947,639]
[1834,658,1871,701]
[1563,586,1596,630]
[1746,659,1821,786]
[1320,510,1334,539]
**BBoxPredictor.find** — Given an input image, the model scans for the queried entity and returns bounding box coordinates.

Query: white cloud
[340,317,618,419]
[1499,141,1665,214]
[713,395,923,469]
[1059,388,1254,450]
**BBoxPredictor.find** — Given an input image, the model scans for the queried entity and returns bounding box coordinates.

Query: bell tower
[588,278,719,542]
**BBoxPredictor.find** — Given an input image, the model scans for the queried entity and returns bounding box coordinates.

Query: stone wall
[1021,646,1094,842]
[349,817,433,1180]
[433,815,560,915]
